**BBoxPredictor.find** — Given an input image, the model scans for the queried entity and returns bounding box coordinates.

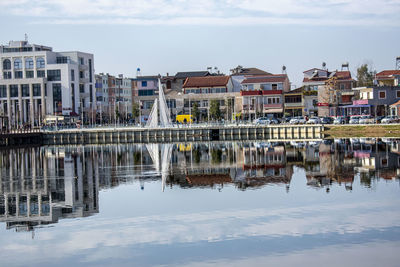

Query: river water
[0,139,400,267]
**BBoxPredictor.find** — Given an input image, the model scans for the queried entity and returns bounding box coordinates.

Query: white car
[306,117,321,124]
[381,116,399,124]
[289,116,306,124]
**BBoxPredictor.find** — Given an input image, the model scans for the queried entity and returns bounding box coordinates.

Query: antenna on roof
[24,33,28,42]
[396,57,400,70]
[136,67,141,77]
[282,65,287,74]
[322,62,326,70]
[341,62,349,71]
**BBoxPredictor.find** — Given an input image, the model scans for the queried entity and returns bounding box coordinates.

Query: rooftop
[231,66,272,76]
[242,74,288,84]
[376,70,400,79]
[0,40,52,53]
[183,76,230,88]
[175,71,210,79]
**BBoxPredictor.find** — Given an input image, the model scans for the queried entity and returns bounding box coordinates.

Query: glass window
[22,84,29,97]
[36,57,45,68]
[71,69,75,81]
[10,85,18,97]
[26,70,34,78]
[80,84,85,93]
[25,58,34,69]
[3,59,11,70]
[141,81,147,87]
[33,84,41,96]
[379,91,386,99]
[0,85,6,98]
[47,69,61,81]
[3,71,11,79]
[14,58,22,69]
[53,83,62,113]
[397,90,400,98]
[37,70,45,78]
[14,71,23,79]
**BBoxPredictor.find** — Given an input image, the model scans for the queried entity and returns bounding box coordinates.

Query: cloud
[0,0,399,26]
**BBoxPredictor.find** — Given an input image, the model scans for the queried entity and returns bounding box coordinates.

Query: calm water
[0,139,400,267]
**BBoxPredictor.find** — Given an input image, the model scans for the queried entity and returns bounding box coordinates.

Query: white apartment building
[0,40,95,129]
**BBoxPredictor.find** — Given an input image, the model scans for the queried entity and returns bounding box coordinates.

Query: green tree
[356,64,375,87]
[209,99,221,121]
[192,102,200,122]
[131,103,140,122]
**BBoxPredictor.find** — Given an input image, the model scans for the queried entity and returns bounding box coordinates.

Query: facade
[230,66,272,92]
[302,67,355,117]
[240,74,290,119]
[182,76,238,121]
[0,40,95,129]
[133,76,159,123]
[284,87,304,116]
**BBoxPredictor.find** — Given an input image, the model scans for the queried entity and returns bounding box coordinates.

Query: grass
[323,124,400,138]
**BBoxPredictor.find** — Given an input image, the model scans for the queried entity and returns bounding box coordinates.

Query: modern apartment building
[0,40,95,129]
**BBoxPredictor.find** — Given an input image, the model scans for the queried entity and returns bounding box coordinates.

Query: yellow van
[176,114,193,124]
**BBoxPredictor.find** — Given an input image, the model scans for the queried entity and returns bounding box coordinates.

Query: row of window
[2,58,45,70]
[0,84,42,98]
[243,83,283,91]
[185,88,227,94]
[2,70,47,80]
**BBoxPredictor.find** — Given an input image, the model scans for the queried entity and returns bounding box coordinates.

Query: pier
[40,124,324,146]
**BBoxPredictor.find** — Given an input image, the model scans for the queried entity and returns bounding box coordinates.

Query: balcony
[240,90,262,96]
[79,77,89,83]
[262,90,282,95]
[284,102,303,107]
[79,64,88,71]
[263,104,282,109]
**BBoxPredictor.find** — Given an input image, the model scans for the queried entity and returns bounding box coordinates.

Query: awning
[265,108,283,113]
[390,100,400,107]
[340,104,371,108]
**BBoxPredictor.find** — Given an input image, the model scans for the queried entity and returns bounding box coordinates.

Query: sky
[0,0,399,87]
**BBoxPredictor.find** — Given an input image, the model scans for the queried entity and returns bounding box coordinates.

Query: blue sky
[1,0,399,86]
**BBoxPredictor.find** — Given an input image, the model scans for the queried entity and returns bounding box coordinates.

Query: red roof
[242,74,287,84]
[390,100,400,107]
[303,71,354,83]
[376,70,400,78]
[183,76,230,88]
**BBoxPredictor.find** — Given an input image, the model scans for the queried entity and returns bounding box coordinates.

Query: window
[26,70,34,78]
[33,84,41,96]
[138,90,154,96]
[14,58,22,69]
[397,90,400,98]
[0,85,6,98]
[90,85,93,101]
[71,83,75,111]
[272,84,278,90]
[89,59,92,82]
[10,85,18,97]
[52,83,62,113]
[22,84,29,97]
[36,57,45,68]
[25,58,34,69]
[3,71,11,79]
[47,69,61,81]
[3,59,11,70]
[79,57,84,65]
[340,83,345,90]
[56,56,69,64]
[71,69,75,81]
[141,81,147,87]
[79,84,85,93]
[379,91,386,99]
[14,71,23,79]
[37,70,45,78]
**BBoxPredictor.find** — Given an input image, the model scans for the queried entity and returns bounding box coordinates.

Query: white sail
[146,143,160,171]
[146,99,158,128]
[160,143,173,192]
[158,78,172,127]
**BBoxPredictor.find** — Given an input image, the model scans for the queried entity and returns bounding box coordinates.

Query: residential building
[0,40,95,129]
[230,66,272,92]
[133,76,159,123]
[302,66,355,117]
[182,75,238,121]
[284,87,303,116]
[375,70,400,87]
[240,74,290,119]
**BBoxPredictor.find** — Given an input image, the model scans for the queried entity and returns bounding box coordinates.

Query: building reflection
[1,139,399,231]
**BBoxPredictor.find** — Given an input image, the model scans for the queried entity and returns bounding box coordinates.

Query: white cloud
[0,0,399,26]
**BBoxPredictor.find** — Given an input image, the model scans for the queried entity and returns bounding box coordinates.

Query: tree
[131,103,139,122]
[357,64,375,87]
[209,99,221,121]
[191,102,200,122]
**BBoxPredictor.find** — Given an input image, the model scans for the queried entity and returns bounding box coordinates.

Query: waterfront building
[284,87,304,116]
[230,66,272,92]
[182,75,238,121]
[133,75,159,123]
[240,74,290,119]
[0,40,95,129]
[302,65,355,117]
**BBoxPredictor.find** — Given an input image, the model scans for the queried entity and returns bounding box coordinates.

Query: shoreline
[323,124,400,138]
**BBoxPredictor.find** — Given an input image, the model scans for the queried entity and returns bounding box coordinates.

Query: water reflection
[0,138,399,233]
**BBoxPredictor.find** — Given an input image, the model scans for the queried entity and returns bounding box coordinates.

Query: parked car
[282,117,292,123]
[306,117,321,124]
[320,117,334,124]
[349,116,360,124]
[289,116,306,124]
[254,117,279,125]
[359,115,375,124]
[375,116,385,124]
[381,116,400,124]
[333,117,346,124]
